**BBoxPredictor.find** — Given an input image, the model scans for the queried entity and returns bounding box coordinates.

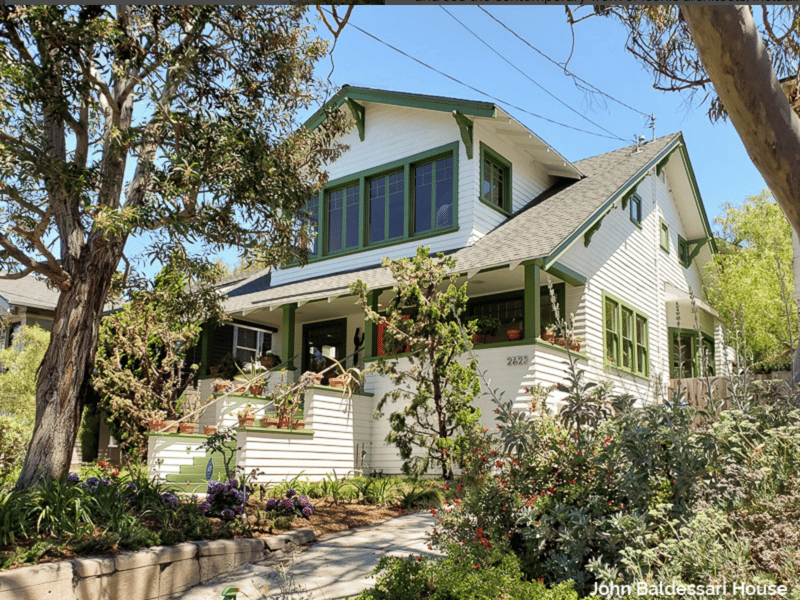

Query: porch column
[282,303,297,370]
[523,262,541,342]
[363,290,380,359]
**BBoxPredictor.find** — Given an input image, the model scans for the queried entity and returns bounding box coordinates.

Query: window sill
[603,362,650,381]
[479,197,511,217]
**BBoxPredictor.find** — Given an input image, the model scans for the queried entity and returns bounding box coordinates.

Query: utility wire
[477,6,651,119]
[441,7,625,141]
[322,8,624,141]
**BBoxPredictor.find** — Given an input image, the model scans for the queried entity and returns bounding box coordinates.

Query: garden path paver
[174,512,439,600]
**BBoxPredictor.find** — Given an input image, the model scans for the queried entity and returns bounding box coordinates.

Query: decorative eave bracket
[584,204,615,247]
[620,185,638,210]
[345,97,365,142]
[687,237,709,263]
[452,111,474,159]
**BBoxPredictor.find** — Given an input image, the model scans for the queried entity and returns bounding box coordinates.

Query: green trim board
[282,303,296,370]
[602,291,649,377]
[678,235,690,267]
[479,142,512,215]
[235,426,315,436]
[547,262,586,287]
[363,336,588,362]
[524,263,540,343]
[305,86,496,131]
[345,98,365,141]
[544,136,684,271]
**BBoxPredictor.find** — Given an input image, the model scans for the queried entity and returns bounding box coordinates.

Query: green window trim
[659,218,670,253]
[297,142,459,266]
[678,235,690,268]
[602,291,649,377]
[629,193,642,227]
[669,328,715,378]
[479,142,512,216]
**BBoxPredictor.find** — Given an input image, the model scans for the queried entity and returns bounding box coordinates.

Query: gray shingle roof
[0,274,60,311]
[223,133,682,312]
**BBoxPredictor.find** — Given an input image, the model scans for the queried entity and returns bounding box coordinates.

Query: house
[0,275,59,349]
[148,86,722,485]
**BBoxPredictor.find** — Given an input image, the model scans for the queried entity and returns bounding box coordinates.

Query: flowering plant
[265,488,314,519]
[203,478,249,520]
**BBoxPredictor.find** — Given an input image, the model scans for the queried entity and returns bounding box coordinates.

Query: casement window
[327,183,360,254]
[233,325,272,364]
[413,155,454,234]
[480,143,511,214]
[670,329,715,378]
[629,193,642,226]
[678,236,690,268]
[368,171,404,244]
[603,293,649,376]
[660,219,670,253]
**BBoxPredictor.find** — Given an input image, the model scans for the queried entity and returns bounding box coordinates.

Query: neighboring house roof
[223,132,710,312]
[0,274,60,312]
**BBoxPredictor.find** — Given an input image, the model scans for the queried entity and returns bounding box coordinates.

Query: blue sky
[127,6,767,276]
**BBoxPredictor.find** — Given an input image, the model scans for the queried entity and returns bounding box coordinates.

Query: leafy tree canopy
[705,191,796,372]
[0,325,49,420]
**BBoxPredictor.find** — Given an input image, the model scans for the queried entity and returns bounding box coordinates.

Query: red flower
[398,509,402,515]
[496,461,503,468]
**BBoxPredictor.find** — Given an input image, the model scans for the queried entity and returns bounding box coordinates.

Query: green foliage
[352,246,482,480]
[94,255,225,456]
[78,405,101,463]
[706,190,796,370]
[356,544,579,600]
[0,413,32,487]
[0,325,49,419]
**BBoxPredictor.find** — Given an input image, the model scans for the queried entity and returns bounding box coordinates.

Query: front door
[302,318,347,382]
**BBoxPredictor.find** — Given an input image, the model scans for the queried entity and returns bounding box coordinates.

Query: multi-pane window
[630,194,642,225]
[233,325,272,364]
[368,171,405,244]
[669,329,715,378]
[678,236,690,267]
[413,156,453,234]
[604,294,648,375]
[480,144,511,213]
[327,184,360,254]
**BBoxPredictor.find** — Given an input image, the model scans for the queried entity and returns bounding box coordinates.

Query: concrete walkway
[175,512,439,600]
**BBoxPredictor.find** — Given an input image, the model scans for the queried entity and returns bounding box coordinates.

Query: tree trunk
[680,6,800,386]
[15,249,121,488]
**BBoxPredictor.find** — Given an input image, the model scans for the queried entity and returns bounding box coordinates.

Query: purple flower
[266,498,277,510]
[86,476,100,488]
[280,498,295,512]
[221,508,235,521]
[233,504,244,515]
[67,473,80,485]
[228,479,239,489]
[198,501,212,514]
[297,495,310,507]
[285,488,297,498]
[161,493,179,508]
[302,505,314,518]
[123,482,138,494]
[234,491,245,504]
[207,481,225,495]
[100,478,111,487]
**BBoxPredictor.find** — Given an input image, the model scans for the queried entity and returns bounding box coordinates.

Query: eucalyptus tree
[0,5,348,487]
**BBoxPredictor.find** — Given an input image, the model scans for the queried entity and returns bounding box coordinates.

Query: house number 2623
[507,355,529,366]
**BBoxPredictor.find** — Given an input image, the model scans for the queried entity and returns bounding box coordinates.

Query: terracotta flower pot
[260,416,279,428]
[555,337,566,348]
[237,415,255,427]
[568,341,581,352]
[149,420,166,432]
[203,425,218,435]
[208,366,220,375]
[178,423,195,434]
[291,419,306,430]
[507,329,523,341]
[164,421,178,433]
[213,380,229,393]
[541,331,556,343]
[278,417,291,429]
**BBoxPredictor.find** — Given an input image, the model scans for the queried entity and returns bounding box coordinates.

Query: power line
[477,6,651,119]
[441,7,625,141]
[323,8,624,141]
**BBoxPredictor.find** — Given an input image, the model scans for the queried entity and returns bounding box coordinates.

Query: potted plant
[566,334,582,352]
[260,351,281,369]
[269,379,303,428]
[212,378,231,394]
[208,365,220,375]
[471,316,501,345]
[301,370,324,385]
[178,422,195,434]
[541,324,557,343]
[203,425,218,435]
[260,414,280,428]
[148,410,167,432]
[506,327,523,341]
[234,361,268,396]
[163,420,178,433]
[237,404,256,427]
[327,358,363,396]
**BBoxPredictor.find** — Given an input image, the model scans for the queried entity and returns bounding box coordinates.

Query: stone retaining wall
[0,530,315,600]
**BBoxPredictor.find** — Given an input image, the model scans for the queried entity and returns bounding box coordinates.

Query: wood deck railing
[668,372,791,410]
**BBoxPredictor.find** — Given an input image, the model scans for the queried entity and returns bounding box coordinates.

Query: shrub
[0,413,31,487]
[356,544,579,600]
[0,325,49,419]
[203,479,249,520]
[265,488,314,519]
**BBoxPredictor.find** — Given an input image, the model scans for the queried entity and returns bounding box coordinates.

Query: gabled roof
[223,132,713,312]
[0,274,60,312]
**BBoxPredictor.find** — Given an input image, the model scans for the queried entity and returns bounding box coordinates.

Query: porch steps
[164,445,237,494]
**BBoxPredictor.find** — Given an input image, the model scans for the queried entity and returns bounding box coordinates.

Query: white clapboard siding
[147,436,207,480]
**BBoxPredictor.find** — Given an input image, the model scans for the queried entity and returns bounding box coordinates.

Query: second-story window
[413,155,454,234]
[480,143,511,214]
[327,183,360,254]
[369,171,404,244]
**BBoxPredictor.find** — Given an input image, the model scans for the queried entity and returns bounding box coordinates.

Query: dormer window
[480,143,512,215]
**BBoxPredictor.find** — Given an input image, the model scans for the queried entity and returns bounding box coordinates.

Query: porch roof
[223,133,690,313]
